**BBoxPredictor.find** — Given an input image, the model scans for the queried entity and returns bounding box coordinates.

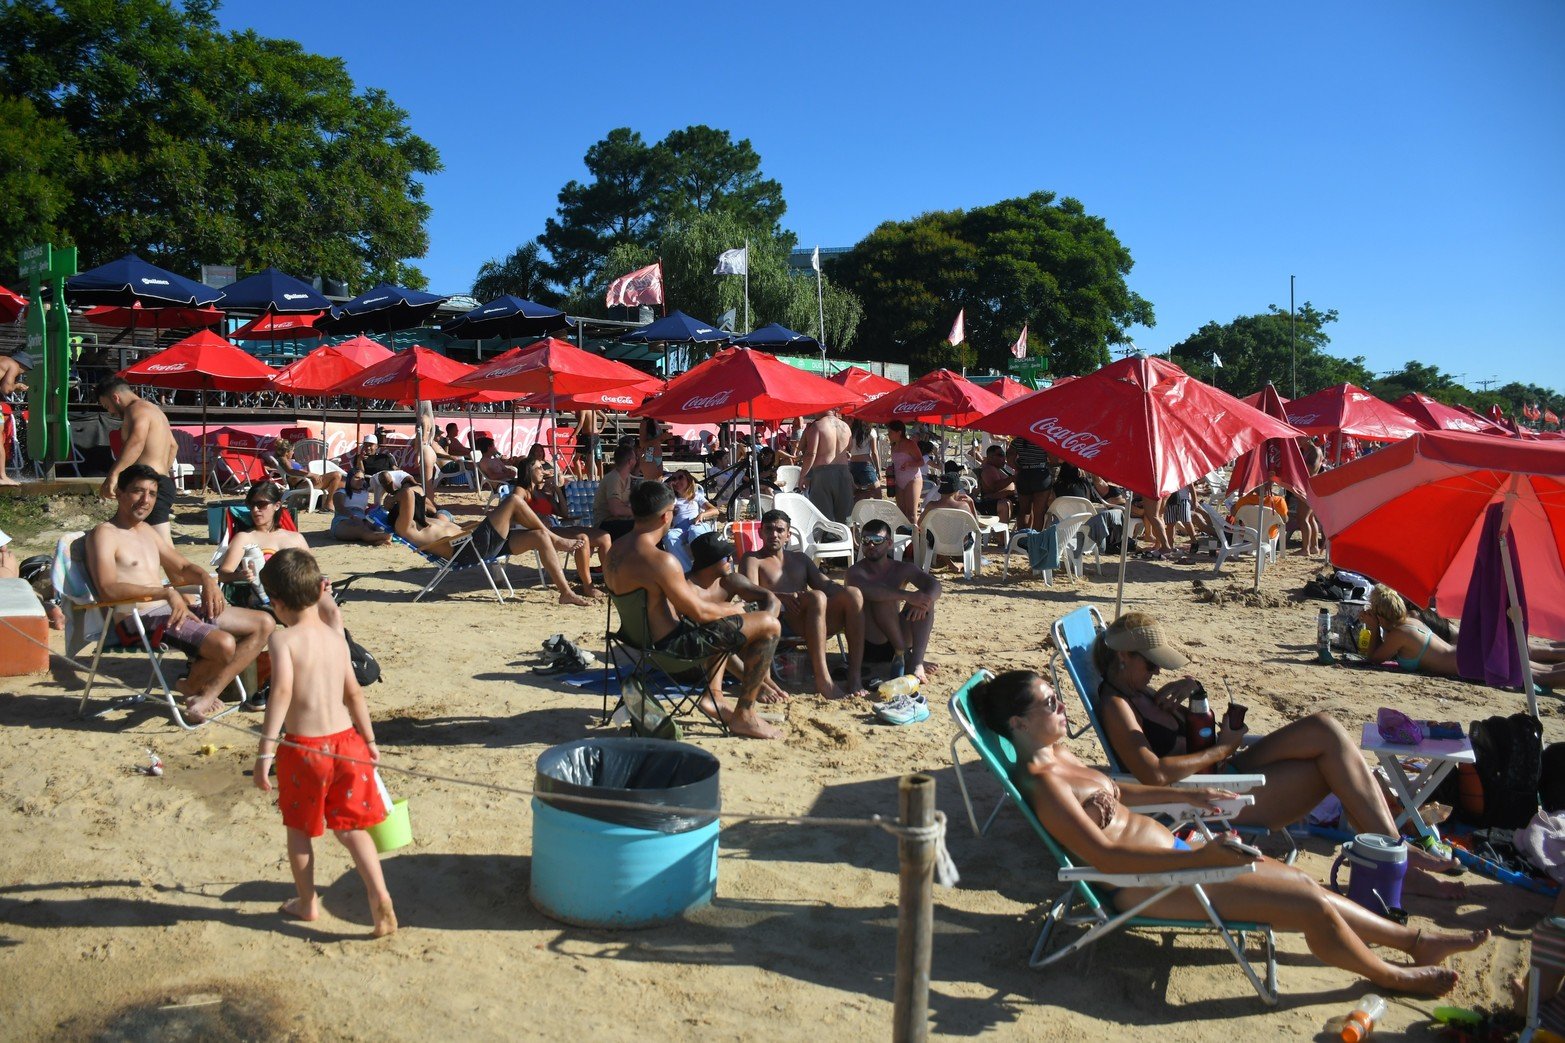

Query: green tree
[1167,304,1370,397]
[831,192,1153,375]
[656,125,785,234]
[1367,360,1468,405]
[471,240,558,305]
[0,0,441,289]
[0,96,75,256]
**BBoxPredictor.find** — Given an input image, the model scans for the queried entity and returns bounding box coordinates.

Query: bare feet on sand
[757,685,790,704]
[579,585,605,599]
[557,591,590,606]
[181,687,224,723]
[0,476,19,487]
[1404,868,1466,900]
[280,896,319,921]
[726,708,783,740]
[371,898,398,938]
[822,681,869,700]
[1387,965,1459,997]
[1411,927,1490,965]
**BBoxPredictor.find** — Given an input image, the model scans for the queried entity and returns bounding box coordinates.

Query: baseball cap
[687,532,735,573]
[362,433,378,444]
[1103,618,1190,670]
[9,351,35,370]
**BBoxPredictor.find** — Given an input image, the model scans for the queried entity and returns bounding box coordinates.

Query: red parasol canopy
[117,329,275,391]
[328,345,508,405]
[0,286,27,323]
[272,345,378,396]
[1240,387,1288,408]
[970,355,1302,499]
[988,377,1034,402]
[84,301,224,330]
[1227,382,1314,497]
[518,377,663,412]
[452,336,651,397]
[850,369,1005,426]
[634,347,861,423]
[230,311,323,341]
[1395,392,1505,435]
[1283,383,1421,442]
[327,335,395,368]
[828,365,901,403]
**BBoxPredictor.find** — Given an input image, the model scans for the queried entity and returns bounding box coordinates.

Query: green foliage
[0,0,441,290]
[1168,304,1371,397]
[0,96,76,255]
[471,240,559,305]
[830,192,1153,376]
[1367,360,1468,405]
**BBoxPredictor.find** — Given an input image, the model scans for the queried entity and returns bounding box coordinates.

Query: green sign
[20,243,76,469]
[1009,356,1048,389]
[18,243,50,280]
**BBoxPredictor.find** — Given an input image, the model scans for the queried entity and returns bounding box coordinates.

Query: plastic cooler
[0,578,47,676]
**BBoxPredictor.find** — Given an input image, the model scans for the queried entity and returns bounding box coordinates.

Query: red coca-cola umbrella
[970,354,1302,612]
[272,345,372,396]
[452,337,650,397]
[1283,383,1421,448]
[1228,383,1313,497]
[0,286,27,323]
[988,377,1034,402]
[84,301,224,331]
[828,365,901,403]
[1241,387,1288,408]
[118,329,276,446]
[1394,393,1505,435]
[329,335,395,368]
[517,379,662,411]
[230,311,323,341]
[851,368,1005,426]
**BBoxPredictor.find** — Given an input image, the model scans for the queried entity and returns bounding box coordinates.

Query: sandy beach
[2,488,1558,1040]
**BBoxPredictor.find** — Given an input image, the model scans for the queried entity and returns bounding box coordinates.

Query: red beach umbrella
[84,301,224,330]
[635,347,861,425]
[1228,383,1314,497]
[518,378,662,412]
[327,335,396,368]
[452,336,650,397]
[828,365,902,403]
[230,311,323,341]
[273,345,376,396]
[1283,383,1422,443]
[988,377,1034,402]
[1241,387,1288,408]
[329,345,495,405]
[118,329,276,447]
[851,369,1005,426]
[1394,393,1506,435]
[0,286,27,323]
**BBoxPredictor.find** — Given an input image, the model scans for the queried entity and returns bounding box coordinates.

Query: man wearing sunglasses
[846,518,942,684]
[738,510,868,700]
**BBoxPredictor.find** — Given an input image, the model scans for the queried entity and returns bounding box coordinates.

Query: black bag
[344,628,382,687]
[1461,713,1542,828]
[1540,742,1565,813]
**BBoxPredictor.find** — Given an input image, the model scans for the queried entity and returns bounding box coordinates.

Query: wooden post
[893,773,935,1043]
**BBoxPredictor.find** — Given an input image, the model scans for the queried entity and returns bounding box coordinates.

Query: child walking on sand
[252,548,396,937]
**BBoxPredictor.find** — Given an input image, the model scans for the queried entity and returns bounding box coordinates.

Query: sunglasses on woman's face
[248,500,277,510]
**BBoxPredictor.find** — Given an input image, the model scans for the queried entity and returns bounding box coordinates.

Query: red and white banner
[947,308,965,346]
[605,262,664,308]
[1011,323,1028,359]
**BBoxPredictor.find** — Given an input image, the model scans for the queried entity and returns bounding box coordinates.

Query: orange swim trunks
[275,727,385,838]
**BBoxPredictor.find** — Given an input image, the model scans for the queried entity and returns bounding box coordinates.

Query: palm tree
[472,240,560,305]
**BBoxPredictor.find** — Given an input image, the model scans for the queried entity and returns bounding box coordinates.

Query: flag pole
[743,238,750,334]
[814,251,828,375]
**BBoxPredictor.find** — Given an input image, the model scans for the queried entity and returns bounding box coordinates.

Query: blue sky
[217,1,1564,390]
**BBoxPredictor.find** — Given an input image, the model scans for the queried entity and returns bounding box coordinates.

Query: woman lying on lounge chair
[973,669,1487,997]
[1094,611,1463,889]
[388,481,593,606]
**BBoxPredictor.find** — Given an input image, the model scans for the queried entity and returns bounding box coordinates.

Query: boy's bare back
[270,617,356,738]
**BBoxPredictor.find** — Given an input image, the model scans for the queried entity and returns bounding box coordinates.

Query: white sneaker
[875,693,930,726]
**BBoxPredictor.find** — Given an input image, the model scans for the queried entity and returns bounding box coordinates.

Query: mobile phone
[1221,836,1263,859]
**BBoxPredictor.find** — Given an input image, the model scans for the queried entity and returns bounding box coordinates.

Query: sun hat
[688,532,735,573]
[1104,618,1190,670]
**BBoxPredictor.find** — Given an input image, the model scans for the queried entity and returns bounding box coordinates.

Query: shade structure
[634,347,861,424]
[82,302,224,331]
[272,345,377,395]
[1283,383,1421,442]
[618,309,732,346]
[328,345,495,406]
[66,253,222,307]
[0,286,28,323]
[328,335,395,368]
[216,267,332,313]
[1312,431,1565,712]
[973,355,1301,499]
[988,377,1034,402]
[452,337,650,397]
[828,365,901,402]
[1240,388,1287,408]
[317,283,450,336]
[117,329,275,391]
[440,295,568,340]
[731,322,820,351]
[229,311,323,341]
[851,369,1005,426]
[517,378,662,412]
[1227,383,1313,497]
[1395,393,1505,435]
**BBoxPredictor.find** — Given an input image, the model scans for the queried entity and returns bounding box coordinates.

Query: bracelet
[255,753,274,760]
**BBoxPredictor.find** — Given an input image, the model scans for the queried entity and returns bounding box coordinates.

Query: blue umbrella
[617,309,732,345]
[216,266,332,314]
[317,283,450,336]
[65,253,223,308]
[441,295,567,340]
[731,322,820,351]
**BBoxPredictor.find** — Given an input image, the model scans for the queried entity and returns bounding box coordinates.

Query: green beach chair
[947,669,1281,1005]
[603,587,728,737]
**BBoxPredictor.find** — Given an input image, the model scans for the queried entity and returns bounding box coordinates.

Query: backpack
[344,628,382,687]
[1540,742,1565,814]
[1450,713,1543,829]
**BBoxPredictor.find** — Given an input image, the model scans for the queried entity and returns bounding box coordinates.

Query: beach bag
[344,628,382,687]
[1452,713,1542,829]
[1540,743,1565,814]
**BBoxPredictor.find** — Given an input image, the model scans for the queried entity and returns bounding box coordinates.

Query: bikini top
[388,491,428,528]
[1082,780,1120,830]
[1101,680,1182,757]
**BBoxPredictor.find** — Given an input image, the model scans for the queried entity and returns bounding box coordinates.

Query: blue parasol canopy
[731,322,820,351]
[216,267,332,313]
[66,253,223,308]
[317,283,450,335]
[617,309,732,345]
[441,295,568,340]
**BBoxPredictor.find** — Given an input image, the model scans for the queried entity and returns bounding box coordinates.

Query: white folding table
[1359,723,1475,843]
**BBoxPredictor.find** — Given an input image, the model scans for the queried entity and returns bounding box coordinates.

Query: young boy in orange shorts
[252,547,396,937]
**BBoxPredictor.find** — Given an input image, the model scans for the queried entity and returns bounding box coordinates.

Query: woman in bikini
[1360,584,1466,676]
[216,482,311,609]
[887,420,923,525]
[1095,611,1463,889]
[974,670,1486,996]
[389,478,593,606]
[329,468,392,546]
[522,459,610,597]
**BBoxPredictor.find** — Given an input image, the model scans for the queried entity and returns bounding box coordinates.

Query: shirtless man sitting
[605,482,781,739]
[797,407,854,524]
[87,464,276,720]
[846,518,942,684]
[96,375,182,544]
[684,531,788,706]
[389,480,591,606]
[739,509,868,700]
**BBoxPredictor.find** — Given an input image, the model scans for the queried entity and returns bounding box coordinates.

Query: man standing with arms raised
[96,375,182,545]
[797,407,854,524]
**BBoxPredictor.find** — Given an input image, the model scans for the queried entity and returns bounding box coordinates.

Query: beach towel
[1018,525,1059,573]
[1457,502,1529,688]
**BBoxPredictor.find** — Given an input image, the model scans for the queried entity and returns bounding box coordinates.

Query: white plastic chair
[917,507,983,577]
[774,492,854,566]
[774,465,801,492]
[849,498,915,558]
[1207,503,1277,575]
[1235,504,1283,559]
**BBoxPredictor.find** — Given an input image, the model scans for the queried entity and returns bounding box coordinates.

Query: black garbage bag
[535,737,720,834]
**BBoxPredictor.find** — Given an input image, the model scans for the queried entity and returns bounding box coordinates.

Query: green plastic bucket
[368,799,412,854]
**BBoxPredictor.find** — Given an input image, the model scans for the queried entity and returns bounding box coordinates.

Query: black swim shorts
[465,521,510,560]
[145,473,178,526]
[653,615,746,661]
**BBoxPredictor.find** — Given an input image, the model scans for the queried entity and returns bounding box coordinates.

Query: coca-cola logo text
[683,390,733,410]
[1287,412,1318,425]
[1026,416,1111,459]
[364,372,399,387]
[146,363,188,372]
[893,399,939,415]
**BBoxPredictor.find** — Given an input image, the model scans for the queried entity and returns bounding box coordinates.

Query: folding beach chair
[365,507,515,603]
[946,670,1280,1005]
[53,532,244,730]
[602,587,728,737]
[562,479,600,527]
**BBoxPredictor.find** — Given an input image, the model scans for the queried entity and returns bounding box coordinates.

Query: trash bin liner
[534,737,719,834]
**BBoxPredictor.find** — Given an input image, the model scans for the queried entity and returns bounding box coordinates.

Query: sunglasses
[860,533,889,546]
[1035,688,1063,714]
[247,500,278,509]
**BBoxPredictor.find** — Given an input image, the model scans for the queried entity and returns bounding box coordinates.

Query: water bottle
[241,544,270,608]
[1185,689,1216,752]
[1317,607,1334,663]
[1338,993,1386,1042]
[878,675,920,700]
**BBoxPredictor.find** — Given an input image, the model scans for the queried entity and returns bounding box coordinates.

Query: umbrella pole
[550,373,560,474]
[508,404,517,459]
[750,406,762,514]
[1114,521,1131,619]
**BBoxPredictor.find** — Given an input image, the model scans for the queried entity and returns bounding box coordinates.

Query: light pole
[1289,275,1297,398]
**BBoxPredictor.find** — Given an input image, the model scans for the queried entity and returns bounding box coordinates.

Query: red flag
[1011,323,1028,359]
[604,262,664,308]
[946,308,965,346]
[1548,409,1560,425]
[1530,403,1543,420]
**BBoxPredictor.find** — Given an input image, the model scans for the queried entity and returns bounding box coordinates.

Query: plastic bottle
[1357,626,1374,655]
[1185,691,1216,752]
[1339,993,1386,1042]
[878,674,921,700]
[242,545,271,608]
[1317,607,1334,663]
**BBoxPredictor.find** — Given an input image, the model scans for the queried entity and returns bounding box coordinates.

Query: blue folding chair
[366,507,515,603]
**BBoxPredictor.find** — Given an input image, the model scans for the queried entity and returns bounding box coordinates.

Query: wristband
[256,753,274,760]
